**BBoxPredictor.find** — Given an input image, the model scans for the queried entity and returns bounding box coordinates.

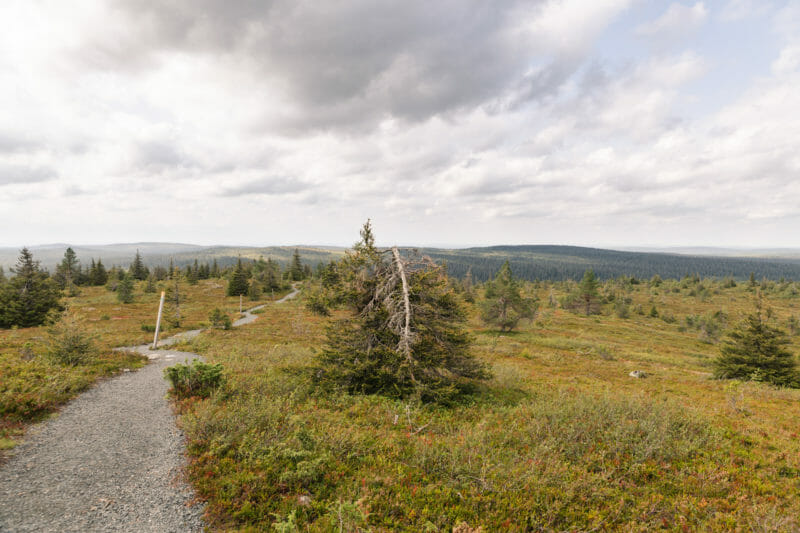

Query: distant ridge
[417,245,800,282]
[617,246,800,259]
[0,244,344,272]
[3,243,800,281]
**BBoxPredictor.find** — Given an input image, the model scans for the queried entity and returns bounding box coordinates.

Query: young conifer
[90,258,108,286]
[130,250,148,281]
[714,297,799,387]
[117,272,135,304]
[480,261,536,331]
[227,257,250,296]
[1,248,63,327]
[54,247,80,292]
[577,269,601,316]
[288,248,305,281]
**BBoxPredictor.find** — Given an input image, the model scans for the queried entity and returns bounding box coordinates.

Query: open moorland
[174,275,799,531]
[2,256,800,531]
[0,278,288,454]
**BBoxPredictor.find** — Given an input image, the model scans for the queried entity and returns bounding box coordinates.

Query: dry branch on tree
[312,221,490,403]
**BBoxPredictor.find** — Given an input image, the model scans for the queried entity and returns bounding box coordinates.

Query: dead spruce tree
[313,221,490,403]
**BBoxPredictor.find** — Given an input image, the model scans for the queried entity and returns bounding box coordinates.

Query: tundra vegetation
[0,247,293,455]
[174,230,799,532]
[1,243,800,530]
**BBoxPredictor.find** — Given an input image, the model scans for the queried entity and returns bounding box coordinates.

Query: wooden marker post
[240,294,243,313]
[152,291,166,349]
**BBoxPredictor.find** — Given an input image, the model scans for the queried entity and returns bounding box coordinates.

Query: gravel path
[233,286,299,327]
[0,287,300,533]
[0,349,204,533]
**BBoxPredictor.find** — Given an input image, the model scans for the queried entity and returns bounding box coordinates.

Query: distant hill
[0,243,344,272]
[3,243,800,282]
[618,246,800,259]
[416,245,800,282]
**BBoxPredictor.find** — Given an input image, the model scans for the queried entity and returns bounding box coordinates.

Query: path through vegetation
[0,287,299,532]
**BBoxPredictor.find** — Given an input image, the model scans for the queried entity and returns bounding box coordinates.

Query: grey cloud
[62,184,89,196]
[134,140,196,172]
[611,202,707,219]
[0,133,43,154]
[96,1,553,131]
[221,176,310,196]
[0,164,57,185]
[449,174,524,197]
[500,60,584,112]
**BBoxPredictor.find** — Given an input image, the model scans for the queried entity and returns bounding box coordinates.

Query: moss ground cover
[175,278,800,531]
[0,280,285,456]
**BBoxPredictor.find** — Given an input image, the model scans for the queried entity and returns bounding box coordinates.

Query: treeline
[0,246,319,328]
[420,245,800,282]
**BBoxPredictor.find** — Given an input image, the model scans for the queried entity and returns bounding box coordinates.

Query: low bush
[164,360,225,399]
[209,308,232,330]
[43,313,96,366]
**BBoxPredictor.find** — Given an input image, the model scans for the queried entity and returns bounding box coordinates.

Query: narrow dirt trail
[0,287,299,533]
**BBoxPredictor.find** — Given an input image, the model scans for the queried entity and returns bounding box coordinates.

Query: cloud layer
[0,0,798,247]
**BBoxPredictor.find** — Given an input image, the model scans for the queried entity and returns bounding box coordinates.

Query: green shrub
[164,360,225,398]
[43,313,96,366]
[117,273,134,304]
[209,308,232,330]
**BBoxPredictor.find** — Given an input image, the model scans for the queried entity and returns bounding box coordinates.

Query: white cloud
[530,0,634,55]
[720,0,770,21]
[772,46,800,76]
[636,2,708,41]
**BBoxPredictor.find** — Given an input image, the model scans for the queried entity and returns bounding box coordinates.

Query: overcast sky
[1,0,799,248]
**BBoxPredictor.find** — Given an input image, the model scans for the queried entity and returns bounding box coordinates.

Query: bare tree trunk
[392,247,417,384]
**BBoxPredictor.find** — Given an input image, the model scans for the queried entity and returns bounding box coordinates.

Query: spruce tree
[264,258,281,290]
[248,279,261,301]
[186,261,198,285]
[130,250,149,281]
[211,259,220,278]
[1,248,63,328]
[314,221,490,403]
[91,258,108,286]
[577,269,601,316]
[289,248,305,281]
[144,275,157,293]
[77,263,90,286]
[714,300,799,387]
[319,260,340,289]
[227,257,250,296]
[117,272,135,304]
[480,261,536,331]
[462,267,475,303]
[54,247,81,293]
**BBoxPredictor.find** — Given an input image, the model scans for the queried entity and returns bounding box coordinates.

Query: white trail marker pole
[152,291,166,349]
